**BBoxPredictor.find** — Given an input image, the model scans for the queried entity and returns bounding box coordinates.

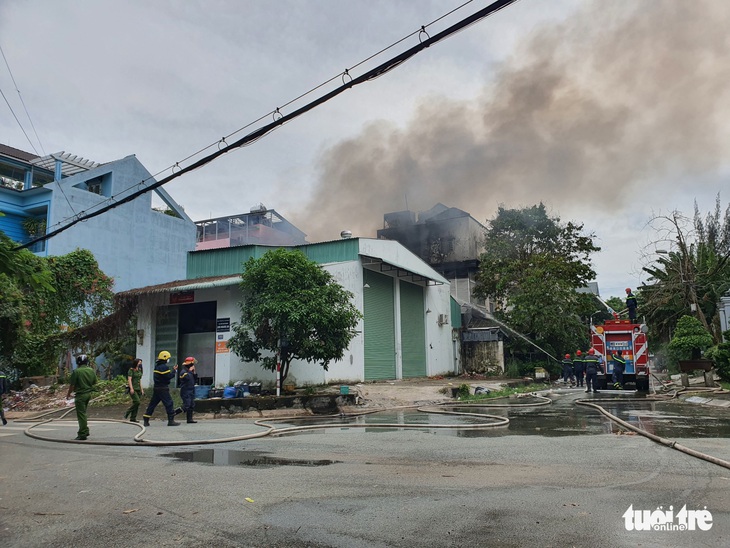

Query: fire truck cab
[590,319,650,391]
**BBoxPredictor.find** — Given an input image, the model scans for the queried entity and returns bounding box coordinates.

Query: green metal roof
[187,238,361,279]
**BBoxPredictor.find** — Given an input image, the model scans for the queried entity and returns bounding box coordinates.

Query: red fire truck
[590,319,650,391]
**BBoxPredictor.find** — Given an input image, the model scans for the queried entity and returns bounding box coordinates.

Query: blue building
[0,143,196,292]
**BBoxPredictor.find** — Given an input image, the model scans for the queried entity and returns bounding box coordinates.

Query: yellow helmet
[157,350,171,361]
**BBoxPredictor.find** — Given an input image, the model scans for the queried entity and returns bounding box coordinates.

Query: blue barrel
[194,385,210,400]
[223,386,238,399]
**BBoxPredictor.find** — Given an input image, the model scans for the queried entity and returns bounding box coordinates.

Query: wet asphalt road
[1,388,729,547]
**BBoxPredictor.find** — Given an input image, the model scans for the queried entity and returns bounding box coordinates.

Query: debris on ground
[7,384,70,412]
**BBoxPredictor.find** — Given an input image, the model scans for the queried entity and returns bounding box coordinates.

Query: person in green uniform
[124,358,145,422]
[66,354,97,440]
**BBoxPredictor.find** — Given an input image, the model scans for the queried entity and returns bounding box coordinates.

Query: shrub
[707,330,730,382]
[669,315,714,361]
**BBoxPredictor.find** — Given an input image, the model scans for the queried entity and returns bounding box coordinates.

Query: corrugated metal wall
[363,269,396,380]
[187,239,360,278]
[400,281,426,378]
[450,297,461,328]
[155,305,179,380]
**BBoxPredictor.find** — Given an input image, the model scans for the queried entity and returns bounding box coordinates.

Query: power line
[15,0,519,251]
[0,43,46,157]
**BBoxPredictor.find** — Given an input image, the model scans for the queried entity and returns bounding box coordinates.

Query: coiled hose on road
[18,394,553,447]
[17,387,730,471]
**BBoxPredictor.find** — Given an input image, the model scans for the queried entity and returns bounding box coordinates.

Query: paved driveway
[1,390,727,547]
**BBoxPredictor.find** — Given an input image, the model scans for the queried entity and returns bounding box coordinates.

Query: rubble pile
[7,384,71,412]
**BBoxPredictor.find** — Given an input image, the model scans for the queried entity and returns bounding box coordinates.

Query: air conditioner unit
[437,313,448,326]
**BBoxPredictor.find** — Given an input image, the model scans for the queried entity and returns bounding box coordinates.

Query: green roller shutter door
[155,305,180,369]
[400,281,426,378]
[364,270,396,380]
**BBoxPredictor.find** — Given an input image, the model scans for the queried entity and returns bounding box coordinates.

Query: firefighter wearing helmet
[573,350,586,388]
[561,353,574,385]
[143,351,180,427]
[625,288,638,322]
[584,348,603,393]
[178,356,198,424]
[65,354,97,440]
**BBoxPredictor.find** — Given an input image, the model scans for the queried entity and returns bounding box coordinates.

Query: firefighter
[573,350,586,388]
[611,351,626,389]
[625,288,638,322]
[143,351,180,427]
[178,356,198,424]
[65,354,98,440]
[584,348,603,393]
[561,354,574,385]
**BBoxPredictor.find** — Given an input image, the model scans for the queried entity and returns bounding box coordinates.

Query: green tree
[0,225,54,291]
[474,204,600,356]
[228,248,362,383]
[0,245,114,376]
[668,315,714,362]
[0,229,54,367]
[707,330,730,382]
[642,197,730,344]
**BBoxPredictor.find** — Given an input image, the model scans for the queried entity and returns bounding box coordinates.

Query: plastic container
[223,386,238,399]
[194,385,211,400]
[340,385,349,395]
[248,382,261,395]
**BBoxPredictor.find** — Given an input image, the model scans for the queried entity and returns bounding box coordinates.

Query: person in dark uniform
[178,356,198,424]
[611,351,626,389]
[573,350,586,388]
[66,354,97,440]
[561,354,574,385]
[143,351,180,427]
[584,348,603,394]
[0,370,8,425]
[625,288,638,322]
[124,358,145,422]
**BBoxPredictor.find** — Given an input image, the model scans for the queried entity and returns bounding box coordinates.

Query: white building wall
[425,282,457,376]
[134,254,453,387]
[720,293,730,338]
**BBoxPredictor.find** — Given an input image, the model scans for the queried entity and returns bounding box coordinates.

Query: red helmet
[565,354,571,359]
[625,288,631,293]
[576,350,582,356]
[588,348,595,355]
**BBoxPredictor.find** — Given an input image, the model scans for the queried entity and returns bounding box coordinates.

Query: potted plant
[22,217,46,239]
[669,315,714,372]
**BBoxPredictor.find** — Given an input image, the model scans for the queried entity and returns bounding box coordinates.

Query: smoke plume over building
[296,1,730,242]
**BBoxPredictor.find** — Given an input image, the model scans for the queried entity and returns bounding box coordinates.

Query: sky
[2,0,729,299]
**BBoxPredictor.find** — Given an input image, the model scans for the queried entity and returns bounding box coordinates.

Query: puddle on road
[270,394,730,439]
[164,449,340,467]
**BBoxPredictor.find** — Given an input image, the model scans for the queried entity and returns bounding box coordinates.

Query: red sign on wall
[170,291,194,304]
